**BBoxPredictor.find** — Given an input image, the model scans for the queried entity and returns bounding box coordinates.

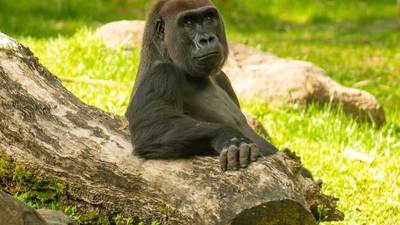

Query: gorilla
[126,0,290,172]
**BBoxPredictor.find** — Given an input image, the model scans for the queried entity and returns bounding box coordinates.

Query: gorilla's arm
[127,64,259,167]
[214,71,240,107]
[214,71,278,156]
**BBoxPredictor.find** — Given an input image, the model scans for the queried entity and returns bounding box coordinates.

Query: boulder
[95,20,385,126]
[225,44,386,126]
[0,192,48,225]
[94,20,145,49]
[37,209,77,225]
[0,192,77,225]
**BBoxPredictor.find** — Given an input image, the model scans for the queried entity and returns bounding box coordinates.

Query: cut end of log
[230,200,317,225]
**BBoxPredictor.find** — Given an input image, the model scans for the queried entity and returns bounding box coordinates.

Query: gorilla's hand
[219,138,260,171]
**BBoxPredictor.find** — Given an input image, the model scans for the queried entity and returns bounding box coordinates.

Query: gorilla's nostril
[200,38,209,45]
[199,36,215,46]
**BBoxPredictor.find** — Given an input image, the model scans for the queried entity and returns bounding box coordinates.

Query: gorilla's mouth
[195,52,220,61]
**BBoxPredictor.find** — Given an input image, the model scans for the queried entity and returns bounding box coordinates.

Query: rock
[225,44,386,126]
[0,192,75,225]
[0,192,48,225]
[94,20,145,49]
[37,209,77,225]
[94,20,385,126]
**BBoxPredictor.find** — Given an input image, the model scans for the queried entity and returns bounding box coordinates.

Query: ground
[0,0,399,225]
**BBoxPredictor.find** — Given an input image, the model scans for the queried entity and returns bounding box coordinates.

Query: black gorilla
[126,0,279,171]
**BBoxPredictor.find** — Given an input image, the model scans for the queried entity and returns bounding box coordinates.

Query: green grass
[1,0,400,224]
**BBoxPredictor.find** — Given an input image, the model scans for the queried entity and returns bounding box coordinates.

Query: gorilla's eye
[204,15,216,26]
[184,19,194,28]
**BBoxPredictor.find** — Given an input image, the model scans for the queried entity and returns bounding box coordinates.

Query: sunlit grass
[20,29,400,224]
[3,0,400,224]
[22,30,137,114]
[245,102,400,225]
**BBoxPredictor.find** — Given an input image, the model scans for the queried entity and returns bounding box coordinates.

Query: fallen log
[0,32,343,225]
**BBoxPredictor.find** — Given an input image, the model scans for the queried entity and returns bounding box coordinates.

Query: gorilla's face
[165,6,228,77]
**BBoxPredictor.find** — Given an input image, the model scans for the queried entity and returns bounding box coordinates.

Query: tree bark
[0,32,343,225]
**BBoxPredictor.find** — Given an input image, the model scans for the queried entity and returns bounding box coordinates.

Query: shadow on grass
[0,0,151,38]
[229,19,400,48]
[1,0,398,39]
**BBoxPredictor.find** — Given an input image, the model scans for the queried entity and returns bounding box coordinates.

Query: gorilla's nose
[197,34,216,48]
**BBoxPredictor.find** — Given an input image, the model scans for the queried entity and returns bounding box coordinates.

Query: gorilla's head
[155,0,228,77]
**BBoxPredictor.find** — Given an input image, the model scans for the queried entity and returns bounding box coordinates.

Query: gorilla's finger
[239,143,250,168]
[229,137,242,146]
[219,149,228,171]
[249,144,260,162]
[227,146,239,170]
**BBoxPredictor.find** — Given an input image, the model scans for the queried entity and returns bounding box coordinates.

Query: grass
[1,0,400,224]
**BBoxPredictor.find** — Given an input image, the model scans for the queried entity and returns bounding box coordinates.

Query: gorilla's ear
[155,18,165,40]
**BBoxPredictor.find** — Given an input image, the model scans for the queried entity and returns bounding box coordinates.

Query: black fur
[126,0,281,171]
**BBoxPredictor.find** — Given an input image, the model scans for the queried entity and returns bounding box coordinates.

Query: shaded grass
[0,0,151,37]
[1,0,400,224]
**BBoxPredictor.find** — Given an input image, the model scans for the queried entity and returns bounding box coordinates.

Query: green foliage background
[0,0,399,224]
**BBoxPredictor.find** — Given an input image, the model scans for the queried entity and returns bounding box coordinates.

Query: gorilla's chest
[183,78,246,129]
